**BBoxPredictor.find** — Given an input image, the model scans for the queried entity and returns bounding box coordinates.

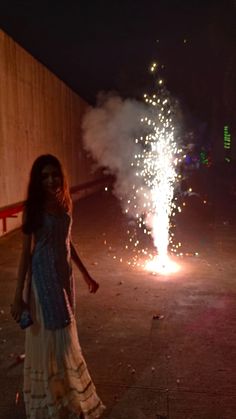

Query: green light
[200,150,208,165]
[224,125,231,150]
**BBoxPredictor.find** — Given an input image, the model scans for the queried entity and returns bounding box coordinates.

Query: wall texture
[0,30,99,234]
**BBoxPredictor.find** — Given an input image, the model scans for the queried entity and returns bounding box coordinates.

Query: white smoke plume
[82,83,183,272]
[82,93,150,213]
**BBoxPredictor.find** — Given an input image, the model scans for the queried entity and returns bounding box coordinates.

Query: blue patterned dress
[32,212,75,330]
[23,212,105,419]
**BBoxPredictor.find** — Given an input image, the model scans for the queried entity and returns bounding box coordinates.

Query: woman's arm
[70,241,99,293]
[11,232,32,322]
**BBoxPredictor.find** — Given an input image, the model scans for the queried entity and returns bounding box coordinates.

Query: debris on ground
[16,354,25,362]
[15,391,20,405]
[153,314,164,320]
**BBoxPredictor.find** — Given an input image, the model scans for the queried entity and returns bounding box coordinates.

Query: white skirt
[23,282,105,419]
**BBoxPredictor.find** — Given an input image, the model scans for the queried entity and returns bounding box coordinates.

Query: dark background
[0,0,236,159]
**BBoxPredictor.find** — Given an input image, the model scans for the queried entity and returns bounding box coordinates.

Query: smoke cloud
[82,90,183,266]
[82,93,150,213]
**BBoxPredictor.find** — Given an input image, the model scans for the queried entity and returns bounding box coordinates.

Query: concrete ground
[0,189,236,419]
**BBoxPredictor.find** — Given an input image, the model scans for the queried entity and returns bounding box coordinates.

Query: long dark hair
[22,154,72,234]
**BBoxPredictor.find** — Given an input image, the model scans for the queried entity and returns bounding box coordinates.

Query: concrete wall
[0,30,99,234]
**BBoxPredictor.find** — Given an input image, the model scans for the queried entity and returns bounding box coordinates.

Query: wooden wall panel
[0,30,97,216]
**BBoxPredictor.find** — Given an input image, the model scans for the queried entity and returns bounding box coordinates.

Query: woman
[11,154,105,419]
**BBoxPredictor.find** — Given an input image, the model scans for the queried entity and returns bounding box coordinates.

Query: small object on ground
[153,314,164,320]
[15,392,20,405]
[16,353,25,362]
[7,353,26,371]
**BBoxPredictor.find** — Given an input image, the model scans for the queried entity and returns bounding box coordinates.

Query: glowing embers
[145,254,180,275]
[124,73,183,272]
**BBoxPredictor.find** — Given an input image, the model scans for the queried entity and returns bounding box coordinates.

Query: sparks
[124,67,183,274]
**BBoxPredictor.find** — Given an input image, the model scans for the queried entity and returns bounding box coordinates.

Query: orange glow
[145,255,180,275]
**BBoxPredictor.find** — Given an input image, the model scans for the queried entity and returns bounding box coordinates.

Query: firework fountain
[82,63,184,275]
[125,64,183,274]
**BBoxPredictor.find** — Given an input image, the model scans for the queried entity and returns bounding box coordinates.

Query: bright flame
[145,255,180,275]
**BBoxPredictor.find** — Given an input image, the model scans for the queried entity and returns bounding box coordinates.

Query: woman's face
[41,164,62,196]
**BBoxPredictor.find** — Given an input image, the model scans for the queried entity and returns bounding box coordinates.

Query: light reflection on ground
[145,255,181,275]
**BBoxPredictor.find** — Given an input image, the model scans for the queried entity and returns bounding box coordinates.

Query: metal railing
[0,176,113,234]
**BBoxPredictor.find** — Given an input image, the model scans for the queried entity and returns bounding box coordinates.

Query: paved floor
[0,190,236,419]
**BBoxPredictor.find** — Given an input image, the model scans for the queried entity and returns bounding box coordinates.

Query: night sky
[1,0,236,142]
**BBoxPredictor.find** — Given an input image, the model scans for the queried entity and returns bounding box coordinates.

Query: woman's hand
[83,274,99,293]
[70,242,99,293]
[10,296,25,323]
